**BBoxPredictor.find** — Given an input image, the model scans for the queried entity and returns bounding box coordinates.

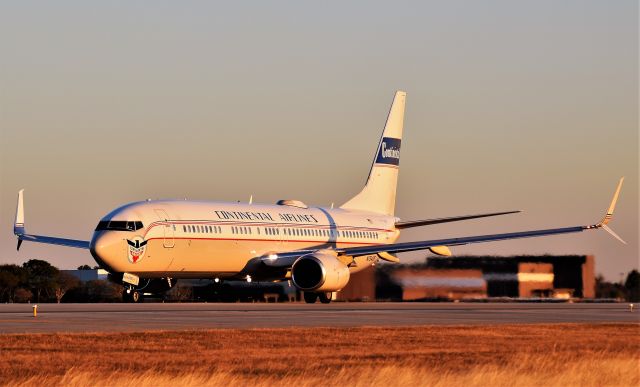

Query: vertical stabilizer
[341,91,406,215]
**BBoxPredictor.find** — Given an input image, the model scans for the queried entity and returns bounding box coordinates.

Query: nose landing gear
[122,287,143,303]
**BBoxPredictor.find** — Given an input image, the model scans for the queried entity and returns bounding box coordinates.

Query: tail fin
[341,91,406,215]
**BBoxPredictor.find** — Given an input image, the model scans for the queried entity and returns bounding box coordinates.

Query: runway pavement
[0,302,637,334]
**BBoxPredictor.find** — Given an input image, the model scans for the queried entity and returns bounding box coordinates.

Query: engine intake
[291,252,350,292]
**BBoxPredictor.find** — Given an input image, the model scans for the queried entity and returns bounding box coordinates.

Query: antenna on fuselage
[249,195,253,205]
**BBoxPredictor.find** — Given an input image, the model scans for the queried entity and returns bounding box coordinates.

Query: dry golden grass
[1,324,638,386]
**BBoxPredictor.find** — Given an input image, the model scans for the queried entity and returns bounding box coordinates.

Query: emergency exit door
[154,209,175,248]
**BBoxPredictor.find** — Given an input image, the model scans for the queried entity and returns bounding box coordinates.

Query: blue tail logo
[375,137,401,166]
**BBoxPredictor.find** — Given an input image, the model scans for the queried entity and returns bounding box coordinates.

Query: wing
[264,177,625,268]
[14,190,91,250]
[395,210,520,229]
[17,234,90,250]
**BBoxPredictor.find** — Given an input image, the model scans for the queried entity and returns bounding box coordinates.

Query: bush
[65,280,123,303]
[14,288,33,303]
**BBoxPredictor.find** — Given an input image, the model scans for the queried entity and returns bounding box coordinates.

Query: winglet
[601,224,627,244]
[15,189,25,250]
[599,177,624,227]
[14,189,25,236]
[586,177,625,244]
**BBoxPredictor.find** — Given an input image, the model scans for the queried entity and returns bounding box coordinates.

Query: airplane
[13,91,625,303]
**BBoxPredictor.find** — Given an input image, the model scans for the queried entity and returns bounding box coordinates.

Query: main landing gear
[122,288,143,303]
[303,292,332,304]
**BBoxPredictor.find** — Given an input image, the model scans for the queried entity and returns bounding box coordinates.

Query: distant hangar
[340,255,595,301]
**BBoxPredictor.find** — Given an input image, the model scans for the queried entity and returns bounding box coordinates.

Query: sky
[0,1,637,281]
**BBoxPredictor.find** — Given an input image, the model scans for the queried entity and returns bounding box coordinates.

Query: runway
[0,302,637,334]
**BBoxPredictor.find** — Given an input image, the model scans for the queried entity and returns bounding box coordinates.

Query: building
[64,269,110,282]
[337,255,595,301]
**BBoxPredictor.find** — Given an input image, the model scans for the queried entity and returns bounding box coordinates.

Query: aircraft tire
[318,292,332,304]
[303,292,318,304]
[131,290,143,303]
[122,290,144,303]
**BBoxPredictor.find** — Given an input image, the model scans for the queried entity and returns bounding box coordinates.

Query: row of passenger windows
[183,225,222,234]
[233,226,378,239]
[181,224,379,239]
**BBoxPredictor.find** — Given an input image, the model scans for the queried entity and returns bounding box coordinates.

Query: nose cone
[90,231,120,272]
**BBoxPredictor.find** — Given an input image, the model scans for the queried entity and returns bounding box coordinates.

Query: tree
[0,264,28,302]
[595,274,626,300]
[77,264,93,270]
[23,259,59,302]
[167,284,193,302]
[625,270,640,302]
[54,272,81,303]
[69,280,122,302]
[14,288,33,303]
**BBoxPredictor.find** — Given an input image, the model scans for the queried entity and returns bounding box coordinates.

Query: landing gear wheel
[122,289,143,303]
[318,292,332,304]
[131,290,142,303]
[303,292,318,304]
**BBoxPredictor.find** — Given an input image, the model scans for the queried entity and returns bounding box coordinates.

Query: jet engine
[291,252,350,292]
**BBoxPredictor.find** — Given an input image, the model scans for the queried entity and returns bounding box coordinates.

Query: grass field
[1,324,638,386]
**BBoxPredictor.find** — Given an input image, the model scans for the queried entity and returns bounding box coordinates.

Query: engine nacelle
[291,252,350,292]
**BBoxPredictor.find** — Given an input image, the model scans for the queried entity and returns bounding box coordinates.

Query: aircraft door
[154,209,175,248]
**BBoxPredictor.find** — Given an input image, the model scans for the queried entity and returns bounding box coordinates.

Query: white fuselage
[90,200,400,279]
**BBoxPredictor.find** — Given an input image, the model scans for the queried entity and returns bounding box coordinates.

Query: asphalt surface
[0,302,637,334]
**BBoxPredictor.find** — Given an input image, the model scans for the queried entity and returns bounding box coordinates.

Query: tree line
[1,259,638,303]
[0,259,122,303]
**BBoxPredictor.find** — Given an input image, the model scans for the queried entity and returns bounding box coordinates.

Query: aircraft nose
[90,231,119,271]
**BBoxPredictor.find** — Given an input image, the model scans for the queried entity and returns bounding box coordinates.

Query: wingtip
[601,177,624,226]
[588,178,625,241]
[602,224,627,245]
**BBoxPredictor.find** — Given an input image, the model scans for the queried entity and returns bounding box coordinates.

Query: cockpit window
[95,220,144,231]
